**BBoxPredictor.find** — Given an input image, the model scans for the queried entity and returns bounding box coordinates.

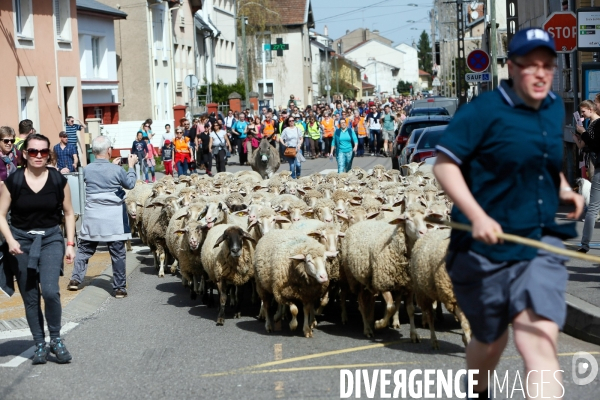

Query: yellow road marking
[274,344,282,361]
[274,381,284,398]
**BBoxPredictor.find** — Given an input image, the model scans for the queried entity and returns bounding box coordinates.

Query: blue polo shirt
[436,80,576,262]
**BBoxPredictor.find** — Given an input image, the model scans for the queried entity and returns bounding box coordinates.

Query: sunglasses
[2,139,15,144]
[26,148,50,157]
[176,131,183,134]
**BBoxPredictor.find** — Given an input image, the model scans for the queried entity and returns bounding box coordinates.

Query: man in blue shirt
[233,113,249,165]
[434,28,583,399]
[64,116,85,148]
[54,131,79,173]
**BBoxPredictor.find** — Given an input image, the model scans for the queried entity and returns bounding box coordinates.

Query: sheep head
[214,226,256,258]
[289,253,329,284]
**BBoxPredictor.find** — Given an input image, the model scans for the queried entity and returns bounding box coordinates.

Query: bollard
[78,166,85,218]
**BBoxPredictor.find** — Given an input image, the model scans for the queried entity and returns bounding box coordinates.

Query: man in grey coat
[68,136,138,298]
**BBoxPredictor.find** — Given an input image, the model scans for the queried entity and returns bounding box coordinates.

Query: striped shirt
[65,124,82,147]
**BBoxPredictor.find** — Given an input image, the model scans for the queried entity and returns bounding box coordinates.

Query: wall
[334,28,393,54]
[172,0,197,106]
[213,0,237,84]
[0,0,82,145]
[395,43,420,85]
[362,62,397,96]
[344,41,405,94]
[150,2,174,121]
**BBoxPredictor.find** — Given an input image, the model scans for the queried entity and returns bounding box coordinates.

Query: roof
[332,54,363,70]
[76,0,127,19]
[269,0,315,28]
[419,70,431,76]
[362,81,375,89]
[310,38,334,53]
[343,39,406,57]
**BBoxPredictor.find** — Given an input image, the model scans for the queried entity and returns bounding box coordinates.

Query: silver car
[399,128,426,167]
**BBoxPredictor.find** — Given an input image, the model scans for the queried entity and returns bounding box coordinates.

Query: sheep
[266,178,286,195]
[409,229,472,348]
[177,187,197,207]
[309,172,325,186]
[360,197,394,221]
[247,191,274,207]
[284,180,303,197]
[167,218,207,300]
[234,170,263,184]
[195,181,216,197]
[278,201,312,223]
[428,199,451,221]
[401,162,425,176]
[316,183,335,199]
[247,207,290,240]
[403,184,426,209]
[125,182,154,243]
[270,194,306,214]
[404,175,424,187]
[198,195,229,229]
[336,205,376,232]
[143,195,181,277]
[386,169,402,183]
[312,198,337,223]
[302,189,323,208]
[254,229,330,337]
[332,189,361,216]
[201,224,257,325]
[349,167,367,180]
[342,204,430,338]
[224,192,247,212]
[370,164,388,181]
[275,170,293,181]
[422,183,442,204]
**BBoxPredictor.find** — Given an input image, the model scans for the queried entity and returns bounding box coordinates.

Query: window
[20,87,31,120]
[256,34,272,62]
[54,0,71,41]
[91,37,101,77]
[258,81,273,98]
[13,0,34,44]
[94,107,103,119]
[17,76,39,127]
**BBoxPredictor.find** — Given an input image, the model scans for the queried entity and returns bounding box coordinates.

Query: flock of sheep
[124,163,472,348]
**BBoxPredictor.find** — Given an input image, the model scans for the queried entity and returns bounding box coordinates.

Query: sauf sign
[542,11,577,53]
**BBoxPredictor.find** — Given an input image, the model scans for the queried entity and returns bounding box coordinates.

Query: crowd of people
[133,94,423,177]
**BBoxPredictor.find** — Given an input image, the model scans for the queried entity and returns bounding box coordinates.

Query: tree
[397,80,412,94]
[417,30,433,73]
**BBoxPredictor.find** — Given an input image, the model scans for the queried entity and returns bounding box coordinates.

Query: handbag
[284,147,297,157]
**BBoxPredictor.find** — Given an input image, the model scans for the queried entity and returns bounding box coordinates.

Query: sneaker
[577,247,589,253]
[32,343,48,365]
[49,338,72,364]
[152,177,156,183]
[67,280,79,291]
[115,289,128,298]
[145,180,149,183]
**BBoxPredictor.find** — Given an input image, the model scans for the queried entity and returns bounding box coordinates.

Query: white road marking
[0,322,79,368]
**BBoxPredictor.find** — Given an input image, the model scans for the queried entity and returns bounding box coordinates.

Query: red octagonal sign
[542,12,577,53]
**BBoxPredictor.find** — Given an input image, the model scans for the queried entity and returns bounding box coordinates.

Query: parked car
[399,128,425,167]
[409,107,450,117]
[391,115,452,170]
[411,97,459,116]
[409,125,448,164]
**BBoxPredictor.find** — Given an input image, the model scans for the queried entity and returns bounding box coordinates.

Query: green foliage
[396,80,413,94]
[198,79,246,104]
[417,30,433,73]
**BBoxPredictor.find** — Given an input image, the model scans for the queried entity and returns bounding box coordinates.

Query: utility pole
[336,42,341,96]
[326,40,331,104]
[490,0,498,89]
[241,17,250,109]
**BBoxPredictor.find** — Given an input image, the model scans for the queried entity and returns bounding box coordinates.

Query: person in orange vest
[320,112,335,157]
[351,109,367,157]
[261,112,277,148]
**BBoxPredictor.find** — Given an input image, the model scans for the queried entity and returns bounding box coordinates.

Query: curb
[0,241,148,331]
[564,293,600,346]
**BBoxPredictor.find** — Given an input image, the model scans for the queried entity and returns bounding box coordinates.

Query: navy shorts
[446,236,568,344]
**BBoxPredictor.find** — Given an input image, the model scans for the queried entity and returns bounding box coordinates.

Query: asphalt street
[0,156,599,400]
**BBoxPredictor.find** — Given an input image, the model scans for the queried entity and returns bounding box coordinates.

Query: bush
[198,79,246,104]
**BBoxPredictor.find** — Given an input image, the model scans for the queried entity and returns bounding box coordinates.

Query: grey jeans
[71,240,127,290]
[581,167,600,249]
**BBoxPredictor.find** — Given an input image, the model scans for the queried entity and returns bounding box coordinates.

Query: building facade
[334,28,393,54]
[1,0,83,144]
[395,43,420,88]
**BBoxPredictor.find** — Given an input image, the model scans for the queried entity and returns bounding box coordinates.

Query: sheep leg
[256,286,273,332]
[435,301,445,323]
[257,300,266,320]
[357,288,375,338]
[157,245,166,278]
[375,291,395,330]
[251,280,258,304]
[392,292,402,329]
[216,280,227,326]
[303,303,314,338]
[233,285,243,319]
[126,240,132,252]
[421,301,439,350]
[274,304,285,322]
[339,283,349,324]
[190,275,198,300]
[289,303,299,331]
[405,293,421,343]
[169,259,179,275]
[454,305,472,347]
[315,290,329,316]
[310,304,318,329]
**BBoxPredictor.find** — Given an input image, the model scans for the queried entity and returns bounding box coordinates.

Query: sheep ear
[297,188,306,195]
[381,205,393,212]
[174,228,187,235]
[213,234,227,249]
[427,212,445,220]
[275,216,291,223]
[389,215,408,225]
[176,211,190,220]
[336,212,349,221]
[241,231,256,244]
[337,232,346,238]
[248,219,258,228]
[307,231,322,239]
[324,251,338,259]
[419,198,428,208]
[366,212,380,220]
[278,209,290,216]
[418,161,425,166]
[236,209,249,216]
[289,254,306,260]
[253,185,263,191]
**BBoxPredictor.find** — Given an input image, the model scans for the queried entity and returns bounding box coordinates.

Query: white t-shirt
[162,132,174,146]
[210,130,227,148]
[281,127,302,148]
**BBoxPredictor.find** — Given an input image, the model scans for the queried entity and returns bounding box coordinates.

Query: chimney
[324,25,328,37]
[346,30,350,34]
[373,30,380,35]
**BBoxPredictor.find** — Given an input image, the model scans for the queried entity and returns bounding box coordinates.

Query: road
[1,156,599,399]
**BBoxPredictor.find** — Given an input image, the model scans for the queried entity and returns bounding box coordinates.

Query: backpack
[8,168,65,212]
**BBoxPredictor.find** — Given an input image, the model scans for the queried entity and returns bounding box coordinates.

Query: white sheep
[254,229,330,337]
[142,194,180,277]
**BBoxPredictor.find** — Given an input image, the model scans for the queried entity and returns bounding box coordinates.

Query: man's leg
[513,309,563,398]
[466,330,509,393]
[70,239,99,285]
[107,241,127,291]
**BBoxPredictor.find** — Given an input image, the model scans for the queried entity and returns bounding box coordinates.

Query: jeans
[286,155,301,179]
[336,150,354,173]
[238,138,247,165]
[581,167,600,249]
[176,159,189,176]
[357,136,366,156]
[324,137,333,156]
[369,130,381,154]
[144,164,155,181]
[72,240,127,290]
[202,152,212,174]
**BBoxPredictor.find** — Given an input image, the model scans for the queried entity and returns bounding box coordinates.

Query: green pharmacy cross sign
[263,38,289,56]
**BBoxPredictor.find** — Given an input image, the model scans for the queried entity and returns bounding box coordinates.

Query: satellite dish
[471,10,479,19]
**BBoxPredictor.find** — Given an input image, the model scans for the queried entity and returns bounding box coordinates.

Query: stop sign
[542,12,577,53]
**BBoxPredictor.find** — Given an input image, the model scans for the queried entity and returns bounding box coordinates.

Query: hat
[508,28,556,58]
[164,140,171,145]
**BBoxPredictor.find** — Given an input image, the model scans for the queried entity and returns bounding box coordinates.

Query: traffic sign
[465,72,491,83]
[432,77,441,86]
[543,12,577,53]
[184,75,199,88]
[577,8,600,51]
[466,49,490,73]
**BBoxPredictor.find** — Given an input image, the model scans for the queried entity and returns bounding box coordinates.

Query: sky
[311,0,433,46]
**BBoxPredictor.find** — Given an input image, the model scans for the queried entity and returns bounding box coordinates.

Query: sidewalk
[560,210,600,345]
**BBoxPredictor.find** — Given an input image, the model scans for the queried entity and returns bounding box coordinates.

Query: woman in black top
[573,99,600,252]
[198,123,213,176]
[0,134,76,365]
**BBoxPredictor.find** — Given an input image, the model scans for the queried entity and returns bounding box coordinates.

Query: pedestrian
[53,131,79,174]
[68,135,138,300]
[131,131,148,180]
[139,118,153,139]
[144,137,157,183]
[278,117,302,179]
[15,119,34,151]
[0,126,21,182]
[572,99,600,253]
[320,112,335,157]
[306,116,320,159]
[198,122,213,176]
[162,124,174,147]
[352,109,367,157]
[366,105,382,156]
[162,139,174,176]
[233,113,249,165]
[182,118,196,173]
[243,117,260,156]
[0,133,76,365]
[209,122,231,173]
[173,127,193,176]
[262,112,277,147]
[380,105,395,157]
[330,119,357,173]
[433,28,583,399]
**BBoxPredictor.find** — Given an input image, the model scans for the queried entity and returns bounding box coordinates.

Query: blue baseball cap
[508,28,557,58]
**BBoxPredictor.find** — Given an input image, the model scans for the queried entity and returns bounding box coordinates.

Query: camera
[120,157,128,164]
